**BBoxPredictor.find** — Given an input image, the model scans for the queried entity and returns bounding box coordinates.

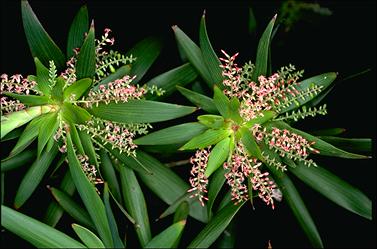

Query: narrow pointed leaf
[188,201,245,248]
[1,127,22,141]
[50,77,65,102]
[72,224,105,248]
[4,92,49,106]
[205,138,230,177]
[228,97,242,123]
[207,167,226,220]
[14,145,58,209]
[119,166,151,247]
[244,110,276,128]
[216,220,236,248]
[146,63,198,99]
[248,7,257,34]
[62,103,91,124]
[252,14,276,81]
[95,65,131,89]
[145,221,186,248]
[126,37,162,83]
[134,122,207,145]
[66,5,89,58]
[34,57,51,96]
[177,86,218,113]
[38,112,58,157]
[63,78,92,101]
[309,128,346,136]
[240,127,263,161]
[21,1,65,70]
[1,205,85,248]
[1,149,35,172]
[290,161,372,220]
[213,85,230,118]
[66,133,114,247]
[200,13,223,86]
[76,23,95,79]
[267,166,323,248]
[173,201,190,223]
[180,129,231,150]
[69,122,85,155]
[100,150,122,203]
[197,115,225,129]
[316,136,372,154]
[88,100,196,123]
[173,25,213,87]
[78,128,100,166]
[49,187,95,230]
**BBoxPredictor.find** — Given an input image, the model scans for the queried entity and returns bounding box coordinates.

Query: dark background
[1,0,376,248]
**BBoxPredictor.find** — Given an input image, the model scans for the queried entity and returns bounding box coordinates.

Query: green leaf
[1,149,35,172]
[34,57,51,96]
[69,122,85,155]
[63,78,92,101]
[244,110,276,128]
[173,201,190,223]
[240,127,263,161]
[309,128,346,136]
[316,136,372,154]
[216,220,236,248]
[252,14,277,81]
[207,167,226,220]
[49,187,95,230]
[37,112,58,157]
[62,102,91,124]
[72,224,105,248]
[78,128,99,167]
[66,133,114,247]
[188,201,245,248]
[197,115,225,129]
[103,183,125,248]
[50,77,65,102]
[88,100,196,123]
[180,129,231,150]
[66,5,89,58]
[126,37,162,83]
[44,171,76,227]
[205,138,230,177]
[213,85,230,118]
[119,166,151,247]
[99,150,122,203]
[267,121,369,159]
[199,12,223,86]
[280,72,337,113]
[1,127,22,142]
[14,145,58,209]
[76,22,96,80]
[248,7,257,34]
[268,166,323,248]
[173,25,213,87]
[228,97,242,123]
[146,63,198,99]
[177,86,218,114]
[1,205,85,248]
[21,1,65,70]
[4,93,49,106]
[145,221,186,248]
[290,161,372,220]
[95,65,131,90]
[134,122,207,146]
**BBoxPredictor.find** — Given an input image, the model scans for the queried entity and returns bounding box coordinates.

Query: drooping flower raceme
[187,50,327,209]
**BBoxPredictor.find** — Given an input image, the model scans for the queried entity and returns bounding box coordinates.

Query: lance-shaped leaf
[316,136,372,154]
[180,129,231,150]
[14,145,58,209]
[248,7,257,34]
[173,25,213,87]
[145,221,186,248]
[62,103,91,124]
[21,1,65,70]
[267,166,323,248]
[1,127,22,141]
[34,57,51,96]
[280,72,337,113]
[88,100,196,123]
[72,224,105,248]
[213,85,230,118]
[188,201,245,248]
[95,65,131,90]
[76,22,96,80]
[290,161,372,220]
[228,97,242,124]
[207,167,226,220]
[100,150,122,203]
[205,138,230,177]
[267,121,369,159]
[197,115,225,129]
[63,78,92,101]
[1,105,55,139]
[309,128,346,136]
[1,149,35,172]
[66,5,89,58]
[199,12,223,86]
[251,14,276,81]
[49,187,95,230]
[44,171,76,227]
[240,127,263,161]
[134,122,207,146]
[1,205,85,248]
[146,63,198,99]
[66,133,114,248]
[173,201,190,223]
[78,129,99,167]
[4,93,49,106]
[120,166,151,247]
[177,86,218,114]
[37,112,58,157]
[244,110,276,128]
[126,37,162,83]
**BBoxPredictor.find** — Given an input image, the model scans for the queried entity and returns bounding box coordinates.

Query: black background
[1,0,376,248]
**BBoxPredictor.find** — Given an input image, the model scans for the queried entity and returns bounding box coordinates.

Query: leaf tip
[273,13,278,20]
[202,9,206,17]
[90,19,95,28]
[171,25,178,31]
